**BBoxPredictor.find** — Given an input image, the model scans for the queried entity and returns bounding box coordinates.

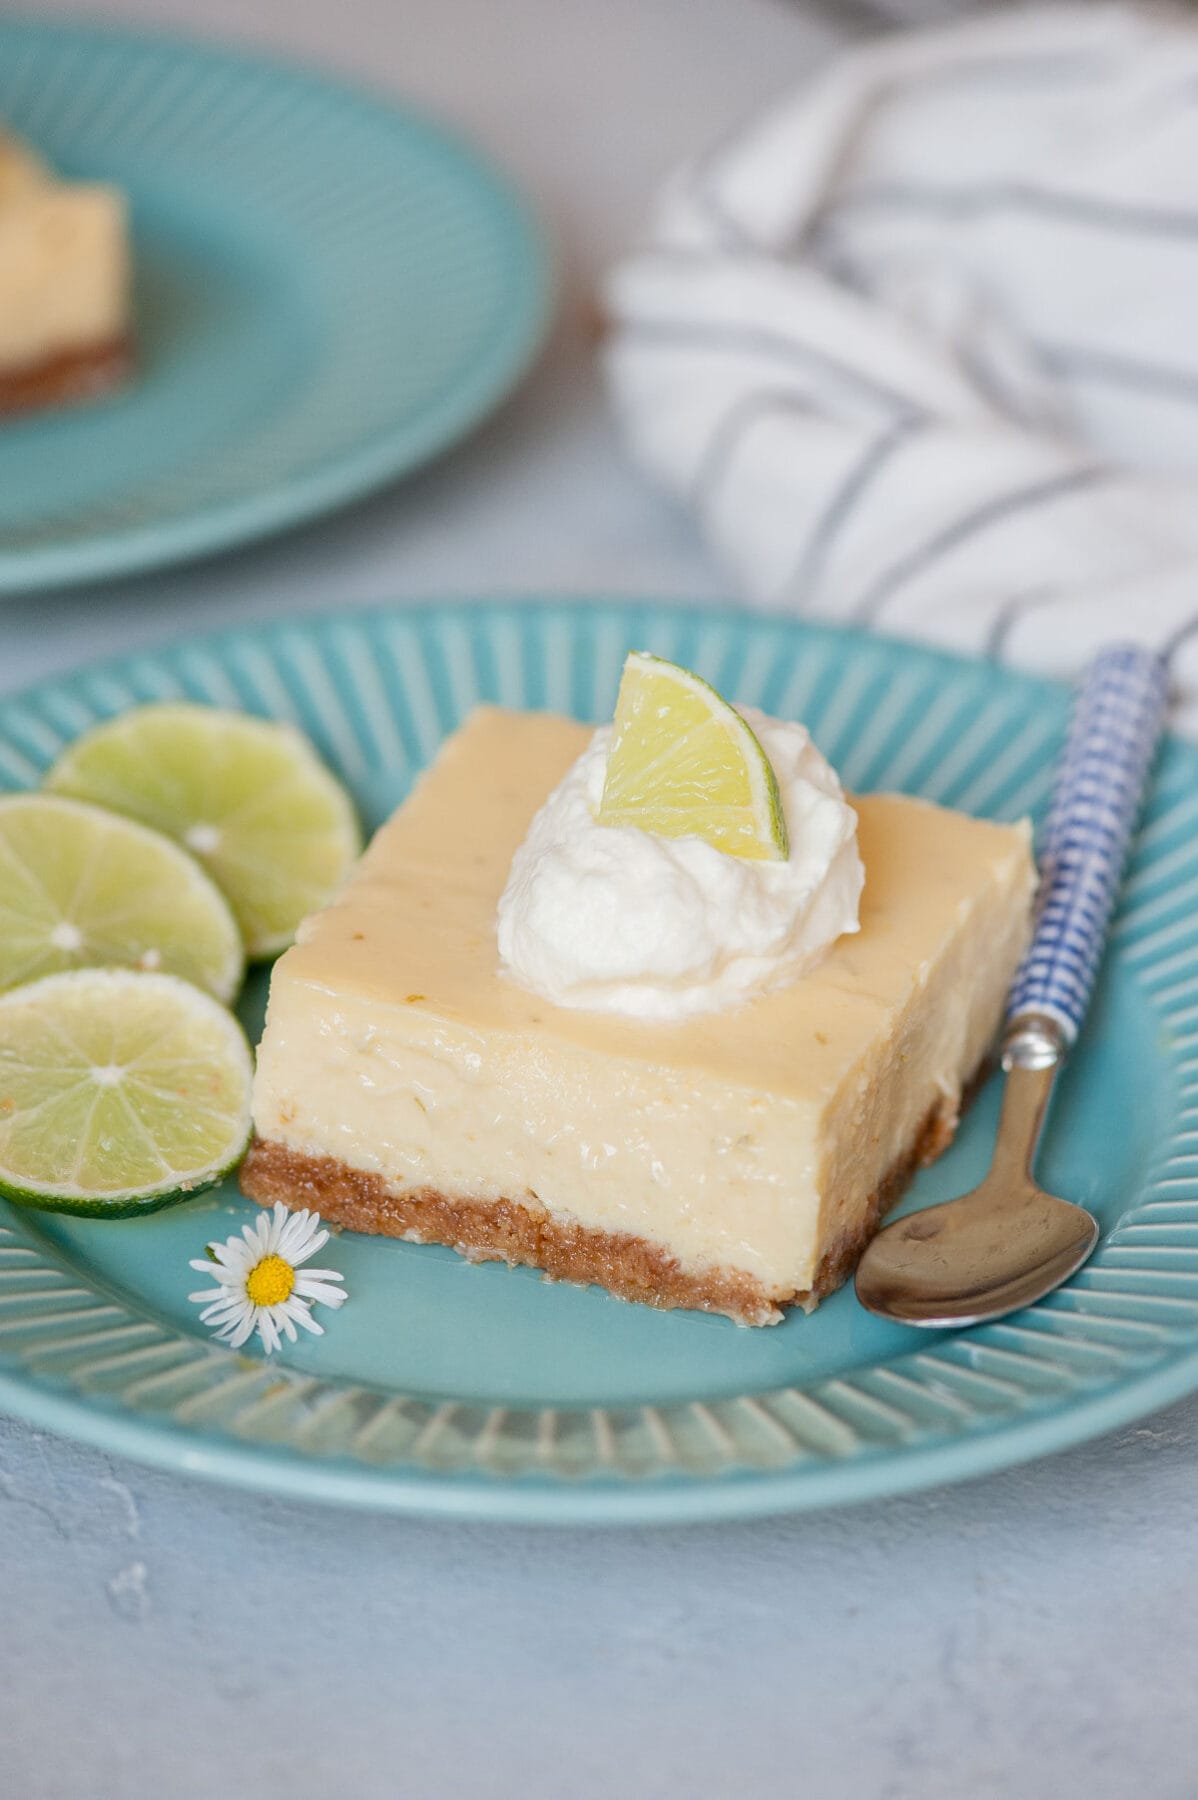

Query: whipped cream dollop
[496,708,863,1020]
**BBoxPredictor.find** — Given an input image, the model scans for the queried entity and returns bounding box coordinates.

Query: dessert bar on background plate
[0,20,550,593]
[0,131,131,416]
[0,600,1195,1524]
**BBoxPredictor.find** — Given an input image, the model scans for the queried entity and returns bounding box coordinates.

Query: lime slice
[0,794,243,1002]
[45,703,362,959]
[0,968,253,1216]
[596,651,789,861]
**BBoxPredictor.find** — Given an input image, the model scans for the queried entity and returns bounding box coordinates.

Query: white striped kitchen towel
[603,4,1198,733]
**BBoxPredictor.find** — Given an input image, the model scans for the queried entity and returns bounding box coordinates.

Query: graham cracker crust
[241,1090,965,1327]
[0,336,132,417]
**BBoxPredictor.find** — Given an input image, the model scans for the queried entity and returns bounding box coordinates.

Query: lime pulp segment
[45,703,362,959]
[0,968,254,1215]
[596,651,789,861]
[0,793,244,1001]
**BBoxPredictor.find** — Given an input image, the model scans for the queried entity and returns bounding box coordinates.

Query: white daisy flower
[188,1202,347,1355]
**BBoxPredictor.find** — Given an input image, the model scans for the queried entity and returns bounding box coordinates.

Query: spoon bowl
[854,1163,1099,1328]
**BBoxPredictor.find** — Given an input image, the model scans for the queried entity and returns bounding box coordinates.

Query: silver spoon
[855,643,1168,1329]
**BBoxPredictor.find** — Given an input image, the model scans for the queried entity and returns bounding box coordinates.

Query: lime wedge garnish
[0,968,253,1216]
[45,703,362,959]
[0,794,243,1002]
[596,651,789,861]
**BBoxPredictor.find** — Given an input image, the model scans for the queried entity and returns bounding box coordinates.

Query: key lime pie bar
[0,131,131,415]
[243,658,1035,1324]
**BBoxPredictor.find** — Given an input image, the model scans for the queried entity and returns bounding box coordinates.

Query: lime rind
[597,651,789,862]
[0,967,254,1217]
[0,1166,239,1222]
[44,702,362,959]
[0,793,245,1002]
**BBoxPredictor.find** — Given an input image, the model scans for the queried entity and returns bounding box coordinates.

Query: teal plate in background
[0,22,551,593]
[1,600,1197,1524]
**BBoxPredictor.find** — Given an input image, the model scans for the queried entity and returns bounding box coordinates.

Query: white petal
[196,1274,247,1303]
[212,1292,252,1319]
[266,1202,293,1252]
[295,1278,347,1308]
[288,1223,330,1266]
[274,1213,312,1260]
[199,1297,244,1320]
[226,1310,258,1350]
[201,1314,240,1335]
[273,1304,300,1344]
[194,1302,243,1324]
[201,1298,250,1326]
[283,1227,321,1265]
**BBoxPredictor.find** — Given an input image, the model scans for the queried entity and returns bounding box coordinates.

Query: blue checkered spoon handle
[1005,643,1168,1055]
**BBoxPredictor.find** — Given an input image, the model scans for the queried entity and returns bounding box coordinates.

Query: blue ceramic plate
[1,600,1197,1524]
[0,22,550,593]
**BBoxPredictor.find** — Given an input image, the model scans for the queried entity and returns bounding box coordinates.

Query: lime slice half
[0,794,244,1001]
[45,703,362,958]
[596,651,789,861]
[0,968,253,1216]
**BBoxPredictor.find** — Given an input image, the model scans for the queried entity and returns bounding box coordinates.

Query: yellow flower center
[244,1253,295,1308]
